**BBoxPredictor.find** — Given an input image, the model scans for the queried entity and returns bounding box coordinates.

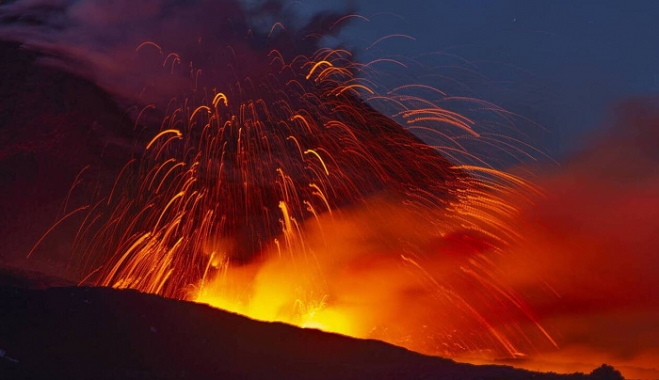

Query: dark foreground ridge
[0,282,623,380]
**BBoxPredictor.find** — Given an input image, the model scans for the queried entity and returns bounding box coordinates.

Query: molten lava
[0,0,585,370]
[53,11,557,362]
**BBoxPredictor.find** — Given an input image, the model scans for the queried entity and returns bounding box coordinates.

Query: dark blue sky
[302,0,659,159]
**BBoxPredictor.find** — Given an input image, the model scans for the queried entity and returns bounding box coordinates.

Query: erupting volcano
[1,0,657,379]
[42,1,553,360]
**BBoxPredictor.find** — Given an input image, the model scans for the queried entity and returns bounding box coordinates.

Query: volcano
[0,37,624,380]
[0,0,554,372]
[0,1,640,377]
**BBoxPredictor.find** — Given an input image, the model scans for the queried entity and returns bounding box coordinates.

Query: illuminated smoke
[497,99,659,376]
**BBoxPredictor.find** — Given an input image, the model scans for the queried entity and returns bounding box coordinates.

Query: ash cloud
[0,0,354,267]
[0,0,351,107]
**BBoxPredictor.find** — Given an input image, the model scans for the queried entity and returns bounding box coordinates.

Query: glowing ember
[4,0,561,366]
[54,16,559,362]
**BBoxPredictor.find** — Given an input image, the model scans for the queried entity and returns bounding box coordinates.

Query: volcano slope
[0,274,623,380]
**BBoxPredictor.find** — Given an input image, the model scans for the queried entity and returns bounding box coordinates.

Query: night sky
[300,0,659,159]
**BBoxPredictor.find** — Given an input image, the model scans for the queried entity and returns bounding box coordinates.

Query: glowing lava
[19,4,555,364]
[5,2,658,378]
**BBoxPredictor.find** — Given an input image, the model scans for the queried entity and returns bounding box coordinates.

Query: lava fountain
[5,0,558,363]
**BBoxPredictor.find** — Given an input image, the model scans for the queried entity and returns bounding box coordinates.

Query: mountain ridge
[0,277,623,380]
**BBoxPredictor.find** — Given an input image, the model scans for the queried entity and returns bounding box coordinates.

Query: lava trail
[1,0,557,362]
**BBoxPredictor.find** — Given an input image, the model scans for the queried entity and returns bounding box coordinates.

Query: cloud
[0,0,352,107]
[500,98,659,376]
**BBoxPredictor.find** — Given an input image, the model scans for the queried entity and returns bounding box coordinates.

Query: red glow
[12,6,656,378]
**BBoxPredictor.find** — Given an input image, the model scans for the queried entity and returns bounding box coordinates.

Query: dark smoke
[0,0,353,107]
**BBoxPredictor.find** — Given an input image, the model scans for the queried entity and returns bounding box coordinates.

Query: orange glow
[27,11,655,379]
[66,38,555,362]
